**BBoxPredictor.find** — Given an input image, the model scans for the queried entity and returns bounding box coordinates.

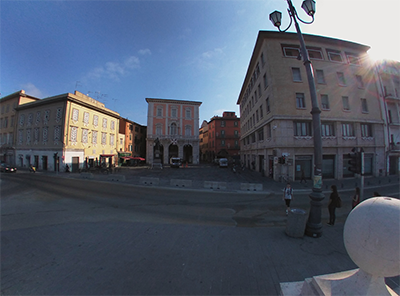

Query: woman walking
[328,185,340,226]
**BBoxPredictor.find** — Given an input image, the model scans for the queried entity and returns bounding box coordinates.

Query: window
[346,53,361,65]
[19,114,25,127]
[156,124,162,135]
[234,130,239,137]
[327,50,343,63]
[83,112,89,125]
[337,72,346,86]
[82,129,89,144]
[93,115,99,127]
[35,111,41,125]
[316,69,326,84]
[283,46,300,58]
[157,107,163,117]
[356,75,364,88]
[266,97,270,113]
[307,48,323,60]
[292,68,302,82]
[221,130,225,138]
[296,93,306,109]
[110,134,115,146]
[170,123,177,135]
[27,113,33,126]
[101,132,107,145]
[256,110,259,122]
[111,120,115,131]
[258,84,261,97]
[171,108,177,118]
[72,109,79,121]
[221,121,225,127]
[260,105,263,118]
[342,96,350,111]
[185,125,191,136]
[361,124,372,137]
[263,73,268,89]
[266,124,271,138]
[185,108,191,119]
[294,122,312,136]
[361,98,368,113]
[342,123,354,137]
[321,95,330,110]
[321,122,335,137]
[70,127,78,143]
[234,121,238,127]
[102,118,107,129]
[92,131,98,144]
[258,128,264,141]
[261,53,265,66]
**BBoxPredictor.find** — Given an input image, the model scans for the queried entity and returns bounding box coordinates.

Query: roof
[146,97,202,106]
[15,91,120,118]
[0,90,40,103]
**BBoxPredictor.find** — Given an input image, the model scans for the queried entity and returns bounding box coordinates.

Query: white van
[219,158,228,168]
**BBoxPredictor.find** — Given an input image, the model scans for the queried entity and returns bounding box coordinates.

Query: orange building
[118,117,146,158]
[205,111,240,162]
[146,98,202,165]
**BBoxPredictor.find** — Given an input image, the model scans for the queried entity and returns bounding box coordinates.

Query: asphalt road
[1,173,398,295]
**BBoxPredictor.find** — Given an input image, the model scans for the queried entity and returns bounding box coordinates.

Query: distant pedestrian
[283,183,293,215]
[300,168,307,184]
[328,185,341,226]
[352,187,360,209]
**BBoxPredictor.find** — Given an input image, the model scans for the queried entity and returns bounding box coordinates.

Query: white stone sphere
[343,197,400,277]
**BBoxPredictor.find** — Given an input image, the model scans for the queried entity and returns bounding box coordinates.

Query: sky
[1,0,399,126]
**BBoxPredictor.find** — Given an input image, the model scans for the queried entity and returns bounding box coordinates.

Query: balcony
[389,143,400,151]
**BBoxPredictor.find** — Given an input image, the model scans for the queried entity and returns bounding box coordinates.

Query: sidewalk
[32,164,400,196]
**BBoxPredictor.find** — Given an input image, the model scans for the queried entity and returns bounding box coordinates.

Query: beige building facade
[0,90,40,165]
[375,60,400,175]
[146,98,202,165]
[237,31,385,181]
[15,91,120,172]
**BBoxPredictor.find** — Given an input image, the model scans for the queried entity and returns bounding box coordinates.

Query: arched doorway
[183,144,193,164]
[169,144,178,160]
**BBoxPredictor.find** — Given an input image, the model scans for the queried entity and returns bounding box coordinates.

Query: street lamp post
[270,0,324,238]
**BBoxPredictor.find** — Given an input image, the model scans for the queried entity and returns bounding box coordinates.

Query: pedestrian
[352,187,360,209]
[328,185,341,226]
[283,182,293,215]
[300,168,307,184]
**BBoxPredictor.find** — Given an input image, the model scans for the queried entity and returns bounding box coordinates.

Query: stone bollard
[280,197,400,295]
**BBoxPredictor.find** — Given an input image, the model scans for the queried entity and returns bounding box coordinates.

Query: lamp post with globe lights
[270,0,324,238]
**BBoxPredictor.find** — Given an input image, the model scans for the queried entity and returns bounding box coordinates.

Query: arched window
[170,123,177,135]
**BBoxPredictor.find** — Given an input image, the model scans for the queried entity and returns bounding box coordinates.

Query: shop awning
[100,154,115,157]
[132,157,145,161]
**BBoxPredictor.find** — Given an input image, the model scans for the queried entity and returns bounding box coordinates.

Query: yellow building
[15,91,120,172]
[0,90,40,164]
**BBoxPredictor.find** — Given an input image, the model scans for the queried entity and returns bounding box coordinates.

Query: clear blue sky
[2,0,399,126]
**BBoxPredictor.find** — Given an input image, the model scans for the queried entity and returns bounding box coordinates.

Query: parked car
[219,158,228,168]
[0,163,17,173]
[170,157,182,168]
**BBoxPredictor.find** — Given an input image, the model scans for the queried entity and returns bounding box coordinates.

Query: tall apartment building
[375,60,400,175]
[205,111,240,162]
[146,98,201,165]
[119,117,147,158]
[15,91,120,172]
[237,31,385,181]
[0,90,40,164]
[199,120,209,162]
